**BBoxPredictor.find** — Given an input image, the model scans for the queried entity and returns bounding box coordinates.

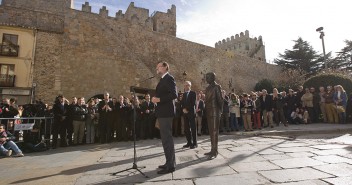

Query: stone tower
[215,30,266,62]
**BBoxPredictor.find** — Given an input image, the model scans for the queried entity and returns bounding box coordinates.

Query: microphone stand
[111,76,154,178]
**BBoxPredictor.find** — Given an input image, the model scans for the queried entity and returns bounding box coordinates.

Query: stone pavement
[1,123,352,185]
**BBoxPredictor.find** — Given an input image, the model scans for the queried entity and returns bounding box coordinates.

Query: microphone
[147,76,155,80]
[140,76,155,82]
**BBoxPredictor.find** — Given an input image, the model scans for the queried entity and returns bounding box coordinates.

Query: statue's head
[205,72,216,84]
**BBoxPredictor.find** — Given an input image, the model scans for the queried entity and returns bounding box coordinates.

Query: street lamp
[316,27,327,69]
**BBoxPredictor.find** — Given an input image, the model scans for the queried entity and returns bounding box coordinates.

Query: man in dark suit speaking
[181,81,198,149]
[152,62,177,174]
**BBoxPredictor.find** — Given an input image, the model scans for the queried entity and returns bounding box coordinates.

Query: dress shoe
[204,151,212,156]
[157,168,175,174]
[183,144,191,148]
[190,144,198,149]
[158,164,167,169]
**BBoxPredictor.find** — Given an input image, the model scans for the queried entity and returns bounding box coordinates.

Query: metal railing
[0,117,53,143]
[0,74,16,87]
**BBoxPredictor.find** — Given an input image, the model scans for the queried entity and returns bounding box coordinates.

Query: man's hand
[152,97,160,104]
[183,108,189,114]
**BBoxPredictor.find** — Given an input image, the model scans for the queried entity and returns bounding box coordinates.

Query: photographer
[0,124,24,157]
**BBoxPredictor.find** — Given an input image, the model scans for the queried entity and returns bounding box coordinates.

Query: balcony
[0,75,16,87]
[0,44,19,57]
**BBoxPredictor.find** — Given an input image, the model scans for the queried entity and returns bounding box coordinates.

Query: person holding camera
[0,124,24,157]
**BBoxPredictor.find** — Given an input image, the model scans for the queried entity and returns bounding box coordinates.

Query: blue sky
[73,0,352,63]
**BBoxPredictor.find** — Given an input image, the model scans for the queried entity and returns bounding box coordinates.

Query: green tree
[274,37,323,76]
[254,79,275,93]
[331,40,352,70]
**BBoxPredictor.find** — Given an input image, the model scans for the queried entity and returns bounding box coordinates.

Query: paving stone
[271,157,326,168]
[310,148,350,156]
[76,164,172,185]
[235,139,260,144]
[313,155,352,164]
[229,161,281,172]
[258,167,333,183]
[177,155,203,164]
[286,152,316,158]
[275,142,311,148]
[261,154,293,160]
[341,153,352,159]
[257,148,283,155]
[310,144,349,150]
[228,144,256,152]
[323,176,352,185]
[194,172,271,185]
[276,179,330,185]
[250,144,273,150]
[274,147,318,153]
[196,153,225,160]
[325,134,352,145]
[313,163,352,177]
[224,151,267,163]
[173,159,236,179]
[138,180,194,185]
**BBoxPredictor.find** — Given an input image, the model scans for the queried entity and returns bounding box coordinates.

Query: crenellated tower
[80,1,176,36]
[215,30,266,62]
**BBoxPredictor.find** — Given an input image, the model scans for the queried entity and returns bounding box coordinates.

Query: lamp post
[316,27,327,69]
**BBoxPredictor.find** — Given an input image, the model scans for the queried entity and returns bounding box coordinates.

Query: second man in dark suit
[181,81,197,149]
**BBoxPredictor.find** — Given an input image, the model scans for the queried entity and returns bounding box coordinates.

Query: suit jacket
[98,100,114,118]
[53,102,68,123]
[260,94,273,111]
[155,73,178,118]
[141,101,156,117]
[181,90,197,117]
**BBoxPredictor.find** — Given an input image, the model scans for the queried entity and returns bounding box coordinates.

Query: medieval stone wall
[2,0,72,15]
[0,0,282,102]
[0,6,64,33]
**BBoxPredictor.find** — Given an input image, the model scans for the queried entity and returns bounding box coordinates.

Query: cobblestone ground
[1,130,352,185]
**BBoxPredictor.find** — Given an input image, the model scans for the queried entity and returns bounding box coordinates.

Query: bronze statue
[204,72,224,160]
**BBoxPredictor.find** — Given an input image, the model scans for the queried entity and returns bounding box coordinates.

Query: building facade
[0,26,35,104]
[0,0,280,104]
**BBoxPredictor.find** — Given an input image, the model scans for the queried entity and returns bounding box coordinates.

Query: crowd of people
[0,82,350,157]
[219,84,349,133]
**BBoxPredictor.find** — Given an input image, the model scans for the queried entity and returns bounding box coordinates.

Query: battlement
[215,30,266,62]
[79,1,176,36]
[0,0,176,36]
